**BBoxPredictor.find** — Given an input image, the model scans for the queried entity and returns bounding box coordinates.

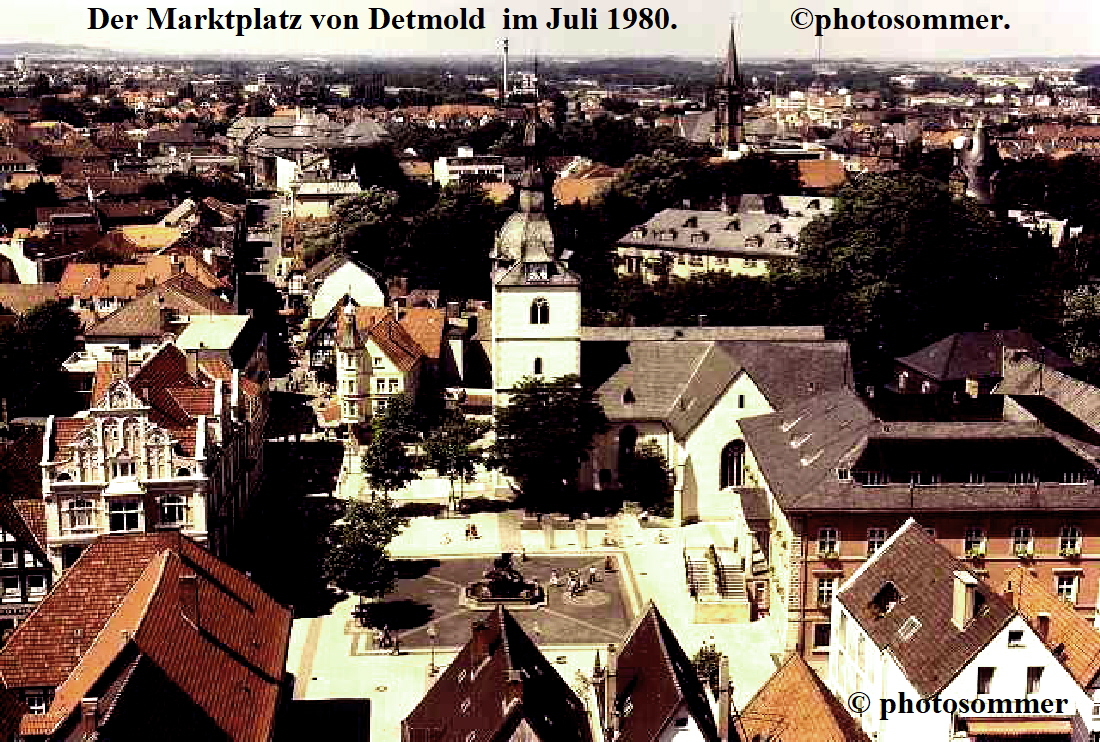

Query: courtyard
[353,554,634,649]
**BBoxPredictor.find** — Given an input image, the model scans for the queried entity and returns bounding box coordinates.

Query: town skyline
[5,0,1100,60]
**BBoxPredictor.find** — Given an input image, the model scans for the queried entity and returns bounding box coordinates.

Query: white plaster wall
[310,263,386,320]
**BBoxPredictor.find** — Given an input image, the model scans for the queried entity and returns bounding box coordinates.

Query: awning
[966,718,1072,737]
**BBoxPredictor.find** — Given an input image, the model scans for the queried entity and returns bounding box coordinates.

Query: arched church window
[721,440,746,489]
[530,298,549,325]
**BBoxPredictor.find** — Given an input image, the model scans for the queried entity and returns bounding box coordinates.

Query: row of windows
[1,573,47,602]
[816,525,1084,557]
[62,496,190,533]
[0,547,47,570]
[815,572,1083,614]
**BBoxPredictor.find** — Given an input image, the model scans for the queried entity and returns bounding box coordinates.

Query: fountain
[464,553,546,610]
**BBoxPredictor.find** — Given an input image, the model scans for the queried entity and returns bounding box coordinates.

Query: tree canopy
[490,375,608,513]
[0,301,82,417]
[322,495,409,599]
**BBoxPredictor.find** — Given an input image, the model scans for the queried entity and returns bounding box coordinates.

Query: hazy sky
[5,0,1099,59]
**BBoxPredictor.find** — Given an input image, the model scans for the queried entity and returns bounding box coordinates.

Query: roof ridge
[28,548,170,736]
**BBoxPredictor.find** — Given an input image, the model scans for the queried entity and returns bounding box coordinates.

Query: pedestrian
[549,569,560,588]
[588,566,598,584]
[469,524,479,539]
[566,576,576,595]
[391,635,401,656]
[640,509,649,524]
[465,524,472,540]
[604,555,615,573]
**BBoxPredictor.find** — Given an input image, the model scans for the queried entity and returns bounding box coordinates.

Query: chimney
[110,348,128,381]
[604,643,618,738]
[185,348,200,380]
[179,573,200,626]
[718,654,732,742]
[1036,612,1051,641]
[79,697,100,737]
[951,570,979,629]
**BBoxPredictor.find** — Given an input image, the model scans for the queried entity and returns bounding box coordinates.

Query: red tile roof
[797,159,846,190]
[1,533,290,742]
[1001,567,1100,690]
[740,653,871,742]
[399,307,446,362]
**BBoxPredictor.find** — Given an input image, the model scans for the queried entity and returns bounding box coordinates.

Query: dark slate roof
[84,273,234,339]
[837,520,1015,697]
[998,355,1100,436]
[595,340,851,439]
[615,603,719,742]
[402,606,592,742]
[896,329,1070,382]
[303,251,378,286]
[739,388,1100,512]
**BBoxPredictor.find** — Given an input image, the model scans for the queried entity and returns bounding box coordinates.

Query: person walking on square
[549,568,560,588]
[588,566,598,584]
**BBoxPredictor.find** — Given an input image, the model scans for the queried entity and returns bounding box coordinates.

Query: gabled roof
[740,653,870,742]
[1001,567,1100,691]
[615,603,719,742]
[84,274,234,339]
[402,605,592,742]
[739,388,1100,512]
[897,329,1070,383]
[837,520,1015,697]
[997,355,1100,436]
[594,340,851,440]
[1,533,291,742]
[303,251,371,285]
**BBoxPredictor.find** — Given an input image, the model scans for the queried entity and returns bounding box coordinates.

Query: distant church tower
[712,21,745,152]
[490,113,581,406]
[953,118,1001,206]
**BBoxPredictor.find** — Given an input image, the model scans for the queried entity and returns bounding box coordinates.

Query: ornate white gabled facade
[41,369,215,573]
[490,119,581,407]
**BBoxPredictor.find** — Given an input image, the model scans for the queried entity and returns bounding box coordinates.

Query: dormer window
[726,219,741,231]
[683,216,698,228]
[631,226,646,239]
[870,581,900,616]
[622,388,635,404]
[525,263,550,282]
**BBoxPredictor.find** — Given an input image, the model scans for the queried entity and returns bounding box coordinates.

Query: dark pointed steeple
[714,20,745,151]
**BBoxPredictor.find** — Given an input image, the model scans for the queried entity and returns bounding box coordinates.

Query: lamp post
[427,625,438,676]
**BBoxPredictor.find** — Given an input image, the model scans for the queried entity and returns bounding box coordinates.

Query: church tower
[953,117,1001,206]
[490,113,581,406]
[713,21,745,152]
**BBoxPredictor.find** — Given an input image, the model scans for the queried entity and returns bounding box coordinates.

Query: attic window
[780,416,803,433]
[870,581,900,617]
[622,388,635,404]
[683,216,698,228]
[789,433,812,449]
[897,615,922,642]
[837,468,851,481]
[800,449,825,467]
[726,219,741,231]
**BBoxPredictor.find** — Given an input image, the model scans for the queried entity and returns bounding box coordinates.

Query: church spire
[714,19,745,151]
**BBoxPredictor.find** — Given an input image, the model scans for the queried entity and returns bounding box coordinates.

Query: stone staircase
[712,547,747,601]
[684,548,717,598]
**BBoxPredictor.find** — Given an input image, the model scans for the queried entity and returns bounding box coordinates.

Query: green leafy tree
[1061,285,1100,379]
[618,442,674,517]
[793,172,1049,378]
[322,495,409,598]
[424,409,490,509]
[361,394,421,495]
[327,188,408,278]
[490,375,608,513]
[0,300,82,417]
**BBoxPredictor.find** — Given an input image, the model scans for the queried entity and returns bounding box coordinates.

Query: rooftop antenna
[499,37,510,107]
